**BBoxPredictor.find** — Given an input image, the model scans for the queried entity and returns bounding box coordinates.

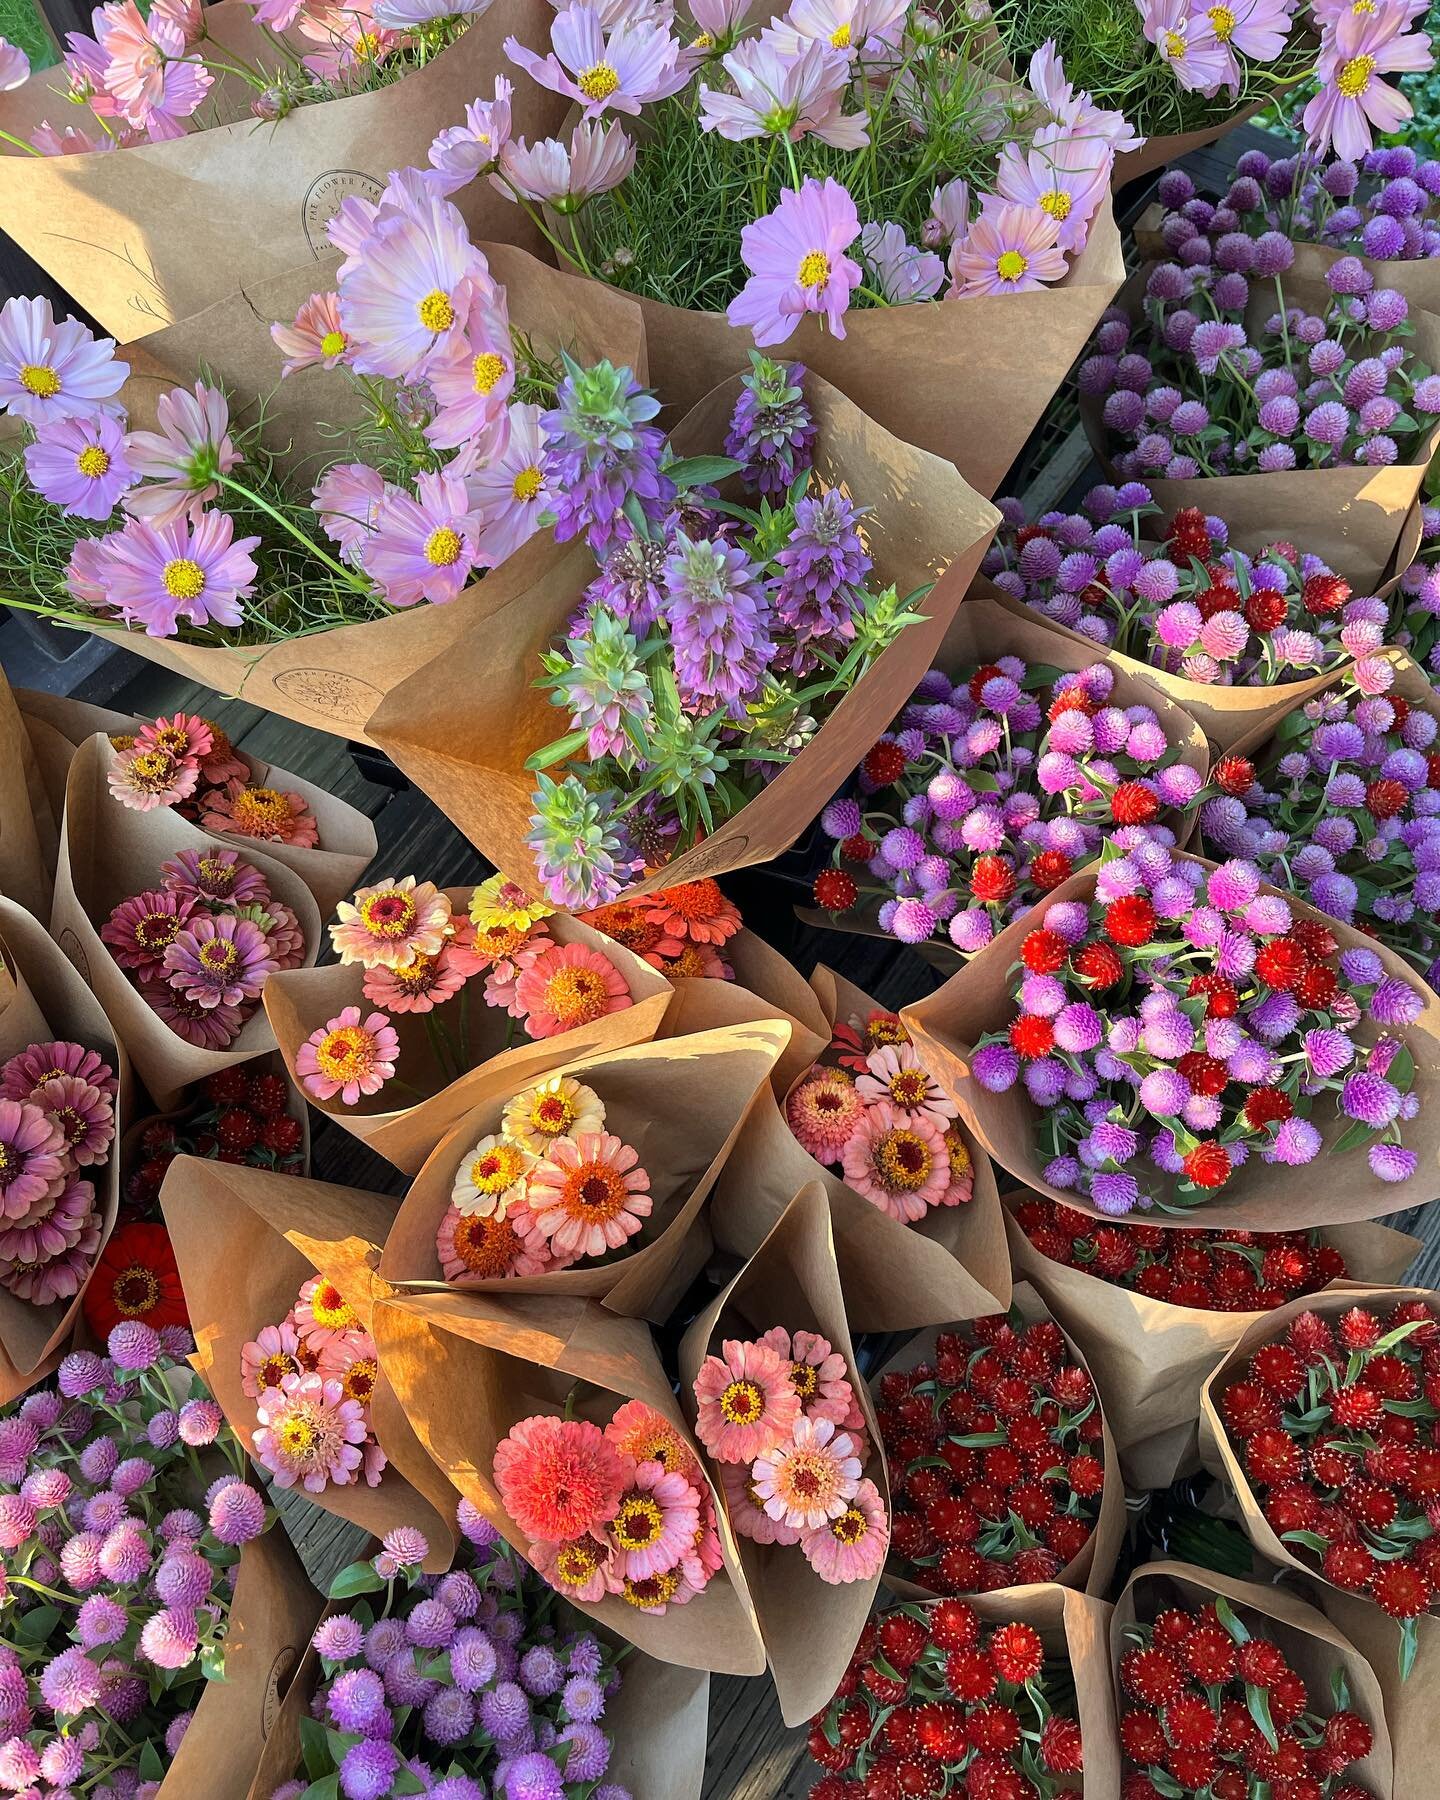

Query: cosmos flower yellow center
[1207,3,1235,36]
[418,289,456,332]
[797,250,831,290]
[77,445,110,478]
[359,891,417,938]
[354,31,381,55]
[470,1143,527,1193]
[321,330,346,357]
[198,939,239,975]
[611,1496,663,1549]
[530,1093,577,1135]
[1336,53,1375,96]
[995,251,1029,283]
[424,526,463,567]
[1162,28,1187,57]
[19,364,59,398]
[887,1069,930,1108]
[513,466,544,501]
[162,557,206,601]
[316,1025,377,1081]
[310,1282,356,1329]
[719,1379,762,1425]
[472,351,506,393]
[1038,188,1071,221]
[875,1127,935,1190]
[231,787,292,834]
[830,22,851,46]
[578,61,620,101]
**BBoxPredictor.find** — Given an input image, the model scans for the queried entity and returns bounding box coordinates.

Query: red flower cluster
[1119,1596,1375,1799]
[875,1312,1105,1594]
[1014,1198,1349,1313]
[1220,1300,1440,1669]
[124,1065,304,1215]
[808,1598,1083,1799]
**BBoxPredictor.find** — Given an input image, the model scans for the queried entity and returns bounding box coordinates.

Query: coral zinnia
[296,1008,400,1105]
[436,1205,553,1283]
[493,1415,627,1542]
[254,1371,371,1493]
[81,1222,186,1339]
[362,947,469,1015]
[329,877,452,971]
[529,1532,615,1603]
[202,780,319,847]
[524,1131,651,1260]
[841,1104,950,1223]
[513,940,631,1038]
[760,1326,854,1424]
[799,1477,889,1585]
[694,1337,801,1464]
[785,1067,864,1161]
[636,880,743,948]
[604,1399,698,1480]
[501,1076,606,1154]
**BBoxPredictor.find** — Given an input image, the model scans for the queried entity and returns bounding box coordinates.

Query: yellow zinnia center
[888,1070,929,1108]
[512,466,543,501]
[797,250,831,290]
[231,787,292,834]
[130,749,174,785]
[555,1540,605,1587]
[1336,53,1374,96]
[830,1504,867,1544]
[875,1127,935,1190]
[719,1379,762,1425]
[320,329,347,357]
[311,1282,356,1329]
[278,1415,320,1457]
[1207,4,1235,37]
[77,445,110,478]
[418,289,456,333]
[1038,188,1071,221]
[531,1093,577,1135]
[470,1143,527,1193]
[162,558,206,600]
[342,1357,377,1404]
[622,1568,680,1609]
[316,1025,375,1081]
[790,1363,819,1401]
[472,351,506,393]
[612,1496,663,1550]
[198,939,238,974]
[19,364,59,398]
[543,966,608,1025]
[424,526,462,567]
[996,251,1029,283]
[359,891,418,938]
[577,62,620,101]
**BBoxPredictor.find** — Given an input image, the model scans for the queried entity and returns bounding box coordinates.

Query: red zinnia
[1105,895,1156,948]
[814,869,859,912]
[1028,850,1073,891]
[82,1222,188,1338]
[971,856,1017,903]
[1111,782,1159,826]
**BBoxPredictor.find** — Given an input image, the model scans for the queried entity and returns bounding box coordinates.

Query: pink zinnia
[855,1043,957,1129]
[729,177,863,347]
[161,914,275,1010]
[3,1222,102,1306]
[124,381,239,525]
[0,296,127,427]
[436,1205,556,1283]
[799,1476,888,1584]
[101,888,194,975]
[504,3,688,118]
[0,1101,65,1219]
[0,1171,94,1267]
[200,780,319,847]
[137,978,245,1049]
[330,877,452,971]
[240,1322,307,1400]
[1303,0,1431,158]
[31,1076,114,1168]
[717,1458,800,1545]
[423,287,515,452]
[513,940,630,1038]
[365,469,480,608]
[948,200,1068,298]
[840,1103,950,1222]
[785,1067,864,1161]
[254,1372,368,1493]
[137,711,214,764]
[296,1007,400,1105]
[291,1275,361,1350]
[160,847,269,909]
[313,462,387,568]
[493,1415,627,1542]
[524,1132,651,1260]
[0,1041,116,1103]
[106,744,198,812]
[271,292,348,380]
[758,1326,854,1424]
[23,412,134,521]
[693,1337,801,1464]
[362,947,469,1015]
[464,402,550,568]
[606,1459,701,1580]
[529,1532,615,1602]
[752,1415,861,1531]
[99,510,260,637]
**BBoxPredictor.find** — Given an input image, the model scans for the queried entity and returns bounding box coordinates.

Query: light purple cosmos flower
[428,78,514,192]
[497,120,636,211]
[505,3,688,118]
[366,470,481,608]
[948,199,1067,298]
[97,510,260,637]
[699,35,867,149]
[465,402,551,569]
[123,381,239,526]
[23,412,134,521]
[0,297,127,426]
[729,177,863,347]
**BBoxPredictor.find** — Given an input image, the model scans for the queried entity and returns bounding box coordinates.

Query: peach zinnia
[330,877,452,971]
[833,1008,909,1072]
[202,779,319,847]
[501,1076,606,1154]
[530,1532,614,1603]
[800,1476,889,1585]
[295,1007,399,1105]
[786,1067,864,1161]
[514,941,631,1039]
[718,1459,801,1546]
[942,1126,976,1206]
[856,1043,957,1129]
[493,1415,627,1543]
[841,1103,951,1222]
[450,1132,532,1219]
[604,1398,699,1480]
[436,1205,552,1283]
[752,1415,861,1531]
[606,1460,701,1581]
[526,1132,651,1261]
[759,1326,854,1424]
[658,942,731,980]
[693,1337,801,1465]
[292,1275,360,1349]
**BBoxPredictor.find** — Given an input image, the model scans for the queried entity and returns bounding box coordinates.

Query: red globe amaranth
[1028,850,1073,892]
[1212,755,1255,797]
[1364,777,1409,822]
[970,856,1017,904]
[863,741,908,786]
[1104,895,1155,947]
[1301,572,1352,615]
[1111,781,1160,826]
[1166,508,1214,561]
[1243,590,1288,633]
[814,868,859,912]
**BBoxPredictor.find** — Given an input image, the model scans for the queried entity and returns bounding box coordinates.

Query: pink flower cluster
[0,1040,116,1307]
[693,1328,889,1586]
[106,709,318,847]
[786,1010,975,1224]
[242,1274,386,1495]
[437,1075,651,1281]
[101,850,304,1049]
[493,1401,723,1615]
[294,875,633,1108]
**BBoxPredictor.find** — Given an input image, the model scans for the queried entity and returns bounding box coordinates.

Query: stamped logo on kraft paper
[57,929,89,985]
[302,170,384,257]
[274,667,386,725]
[262,1645,299,1734]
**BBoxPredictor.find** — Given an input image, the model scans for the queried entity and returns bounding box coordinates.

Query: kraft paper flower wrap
[159,1154,461,1570]
[873,1281,1125,1602]
[369,1286,768,1678]
[380,1017,790,1318]
[0,895,134,1403]
[0,0,568,341]
[677,1180,889,1726]
[51,734,324,1108]
[264,889,674,1176]
[0,666,53,921]
[1111,1561,1394,1800]
[1006,1199,1421,1488]
[365,369,1002,896]
[1083,264,1440,596]
[709,967,1011,1331]
[1304,1579,1440,1798]
[61,246,647,746]
[903,851,1440,1232]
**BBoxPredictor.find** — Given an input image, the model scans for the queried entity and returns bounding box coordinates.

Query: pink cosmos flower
[95,0,211,139]
[362,947,469,1015]
[160,847,269,909]
[752,1415,861,1530]
[373,0,488,25]
[162,914,276,1010]
[995,127,1109,254]
[429,78,515,192]
[101,888,194,976]
[296,1008,400,1105]
[0,37,29,88]
[524,1132,651,1260]
[137,978,244,1048]
[717,1458,800,1545]
[254,1371,369,1493]
[841,1102,951,1222]
[124,381,239,526]
[1026,38,1145,152]
[313,462,387,568]
[23,412,135,521]
[240,1322,308,1400]
[29,118,126,154]
[799,1476,888,1584]
[100,511,260,636]
[699,36,868,148]
[498,119,637,210]
[947,199,1068,298]
[270,292,348,380]
[514,940,631,1038]
[32,1075,115,1168]
[0,297,127,427]
[858,222,944,301]
[1139,0,1235,93]
[606,1460,701,1580]
[423,287,516,452]
[338,188,495,383]
[504,3,689,118]
[729,177,863,347]
[0,1171,95,1267]
[0,1042,116,1103]
[327,167,438,276]
[1205,0,1295,63]
[765,0,909,58]
[106,744,199,812]
[693,1337,801,1463]
[1303,0,1432,158]
[365,469,480,608]
[0,1101,66,1219]
[464,403,550,567]
[297,2,399,83]
[925,177,971,247]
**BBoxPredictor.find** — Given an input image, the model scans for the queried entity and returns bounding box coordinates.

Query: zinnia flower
[161,914,275,1009]
[513,941,631,1038]
[31,1074,114,1166]
[161,847,269,908]
[101,888,193,975]
[729,177,863,347]
[451,1133,532,1219]
[24,412,135,520]
[840,1103,951,1221]
[0,296,127,426]
[786,1067,865,1161]
[799,1476,888,1583]
[361,948,468,1015]
[138,979,244,1049]
[604,1398,699,1480]
[330,877,452,970]
[638,878,743,948]
[606,1460,700,1580]
[760,1326,854,1424]
[752,1415,861,1530]
[1,1040,115,1102]
[502,1076,607,1153]
[296,1007,400,1105]
[492,1414,627,1541]
[470,874,553,935]
[693,1337,801,1463]
[239,1321,308,1400]
[81,1222,185,1338]
[525,1132,651,1260]
[254,1371,369,1493]
[855,1043,957,1128]
[200,779,319,846]
[718,1458,801,1545]
[437,1205,553,1282]
[106,744,198,812]
[529,1533,615,1602]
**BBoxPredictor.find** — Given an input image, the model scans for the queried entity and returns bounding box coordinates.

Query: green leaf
[523,728,591,774]
[1214,1596,1249,1645]
[1247,1683,1279,1752]
[1329,1117,1381,1156]
[300,1715,332,1781]
[327,1729,361,1765]
[665,454,743,491]
[1280,1529,1330,1554]
[1389,1044,1415,1089]
[302,1779,341,1800]
[200,1642,228,1683]
[1400,1616,1420,1681]
[1374,1318,1434,1355]
[139,1741,165,1782]
[328,1562,385,1600]
[951,1431,1008,1447]
[15,1604,60,1643]
[392,1774,427,1797]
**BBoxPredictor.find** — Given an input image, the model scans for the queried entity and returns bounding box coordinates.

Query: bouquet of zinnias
[103,710,319,848]
[964,846,1430,1212]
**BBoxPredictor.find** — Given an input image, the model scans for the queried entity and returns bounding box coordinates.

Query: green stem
[215,471,373,595]
[0,126,41,156]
